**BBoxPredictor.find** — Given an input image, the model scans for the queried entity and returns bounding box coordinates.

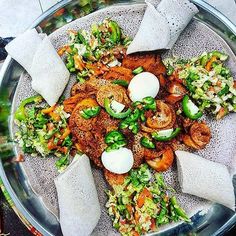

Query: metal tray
[0,0,236,235]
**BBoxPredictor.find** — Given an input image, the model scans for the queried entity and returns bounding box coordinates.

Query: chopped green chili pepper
[212,50,228,61]
[45,129,59,140]
[66,54,75,72]
[104,98,131,119]
[182,95,203,120]
[119,120,129,129]
[105,130,125,145]
[109,21,121,44]
[132,101,142,107]
[15,95,43,121]
[217,84,229,96]
[170,196,190,222]
[80,106,101,119]
[77,31,88,45]
[128,121,139,134]
[152,128,181,142]
[140,137,155,149]
[112,79,129,87]
[200,54,208,67]
[142,96,156,110]
[105,130,127,151]
[55,155,70,170]
[140,110,146,122]
[119,120,139,134]
[126,109,140,123]
[106,140,127,152]
[119,109,140,134]
[167,65,174,76]
[132,66,144,75]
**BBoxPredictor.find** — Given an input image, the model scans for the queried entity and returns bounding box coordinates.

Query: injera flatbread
[10,3,236,235]
[55,154,101,236]
[176,151,235,210]
[6,29,70,106]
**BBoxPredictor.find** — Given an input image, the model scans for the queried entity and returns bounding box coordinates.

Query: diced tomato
[120,219,127,225]
[137,188,152,208]
[150,218,156,231]
[57,146,68,154]
[47,138,57,150]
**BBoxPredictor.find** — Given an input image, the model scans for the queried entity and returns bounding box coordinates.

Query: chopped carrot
[42,106,55,114]
[57,45,71,56]
[126,204,133,215]
[49,111,60,121]
[60,127,71,140]
[132,231,140,236]
[134,211,140,224]
[205,56,217,71]
[216,107,227,120]
[74,55,85,71]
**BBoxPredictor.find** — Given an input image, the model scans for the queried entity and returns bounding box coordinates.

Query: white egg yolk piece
[128,72,160,102]
[101,148,134,174]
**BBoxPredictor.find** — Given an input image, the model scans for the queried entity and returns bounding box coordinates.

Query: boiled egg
[101,147,134,174]
[128,72,160,102]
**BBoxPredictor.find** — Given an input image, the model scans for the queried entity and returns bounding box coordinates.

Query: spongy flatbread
[176,151,235,210]
[5,29,42,73]
[6,30,70,106]
[11,3,236,235]
[31,36,70,106]
[127,0,198,54]
[157,0,199,48]
[54,155,101,236]
[126,2,170,54]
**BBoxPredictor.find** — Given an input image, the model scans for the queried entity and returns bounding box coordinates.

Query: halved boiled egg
[101,148,134,174]
[128,72,160,102]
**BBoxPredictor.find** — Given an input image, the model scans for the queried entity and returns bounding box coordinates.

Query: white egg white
[128,72,160,102]
[101,147,134,174]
